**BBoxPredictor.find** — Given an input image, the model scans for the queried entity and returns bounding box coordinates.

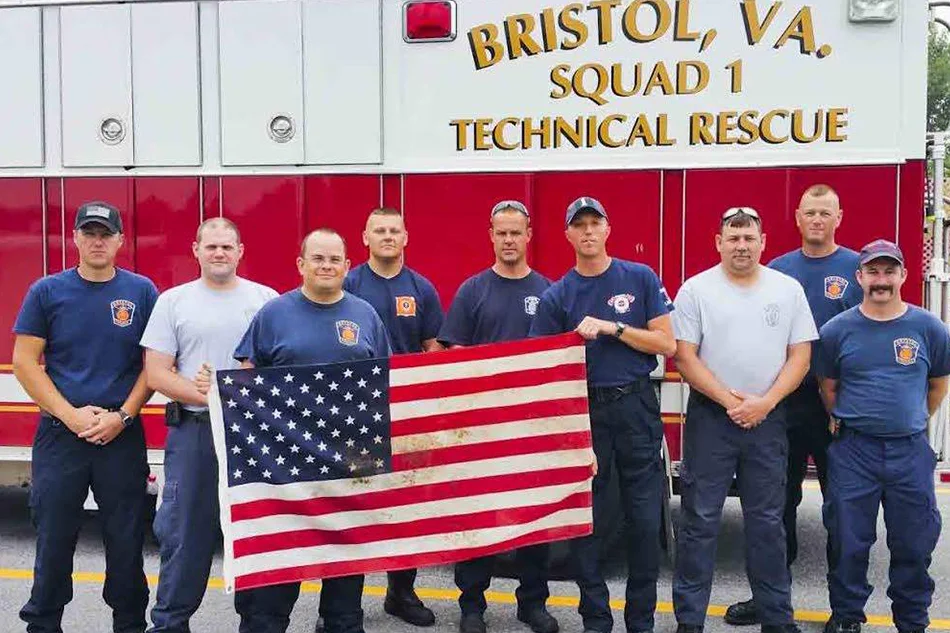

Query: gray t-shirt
[140,277,278,411]
[672,265,818,397]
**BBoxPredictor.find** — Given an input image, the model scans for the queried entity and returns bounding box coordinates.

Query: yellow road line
[0,569,946,629]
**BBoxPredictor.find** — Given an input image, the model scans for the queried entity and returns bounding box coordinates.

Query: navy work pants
[455,543,550,616]
[673,392,793,626]
[235,575,364,633]
[149,413,220,632]
[571,379,663,633]
[823,428,941,631]
[20,415,150,633]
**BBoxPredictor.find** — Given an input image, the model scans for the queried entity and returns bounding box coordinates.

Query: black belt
[587,377,649,404]
[182,409,211,424]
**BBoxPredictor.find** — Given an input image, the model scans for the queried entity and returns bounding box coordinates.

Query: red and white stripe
[211,333,594,592]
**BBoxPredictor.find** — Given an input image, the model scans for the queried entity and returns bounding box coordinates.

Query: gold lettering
[450,119,473,151]
[598,114,627,148]
[468,25,505,70]
[587,0,621,44]
[522,117,553,149]
[550,64,573,99]
[622,0,673,43]
[716,110,739,144]
[474,119,493,150]
[689,112,715,144]
[775,7,817,55]
[656,114,676,146]
[761,109,790,144]
[740,0,782,46]
[554,116,584,148]
[586,116,598,147]
[504,14,543,59]
[558,4,588,49]
[611,62,643,98]
[540,9,558,52]
[737,111,761,144]
[493,118,520,150]
[791,108,822,143]
[573,63,611,105]
[676,60,709,95]
[643,62,674,95]
[627,113,657,146]
[674,0,700,41]
[827,108,848,142]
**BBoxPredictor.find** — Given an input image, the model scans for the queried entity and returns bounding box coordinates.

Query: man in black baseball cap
[75,201,123,234]
[564,196,608,227]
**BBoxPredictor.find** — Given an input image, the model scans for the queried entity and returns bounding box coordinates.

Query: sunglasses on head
[721,207,761,222]
[491,200,530,217]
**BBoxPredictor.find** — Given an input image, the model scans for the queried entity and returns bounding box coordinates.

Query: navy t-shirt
[529,258,672,387]
[439,269,551,346]
[343,264,443,354]
[234,290,391,367]
[816,306,950,437]
[13,268,158,408]
[769,247,862,403]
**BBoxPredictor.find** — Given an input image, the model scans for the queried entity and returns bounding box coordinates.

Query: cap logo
[85,206,112,219]
[894,338,920,366]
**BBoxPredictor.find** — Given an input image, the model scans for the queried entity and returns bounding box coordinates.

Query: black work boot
[516,607,559,633]
[724,599,760,626]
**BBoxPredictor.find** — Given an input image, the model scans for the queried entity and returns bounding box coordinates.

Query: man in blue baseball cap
[816,238,949,633]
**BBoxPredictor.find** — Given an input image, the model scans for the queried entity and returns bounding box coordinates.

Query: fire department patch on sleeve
[395,296,417,317]
[893,338,920,366]
[336,320,361,346]
[110,299,135,327]
[824,275,849,300]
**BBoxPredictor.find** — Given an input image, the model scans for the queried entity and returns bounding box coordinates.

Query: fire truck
[0,0,941,555]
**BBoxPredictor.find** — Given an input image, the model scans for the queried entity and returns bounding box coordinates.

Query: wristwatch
[614,321,626,337]
[117,408,134,428]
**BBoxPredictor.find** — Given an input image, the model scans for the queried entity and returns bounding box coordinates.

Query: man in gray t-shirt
[670,208,816,633]
[140,218,277,633]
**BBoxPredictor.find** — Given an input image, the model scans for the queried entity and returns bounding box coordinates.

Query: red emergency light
[403,1,456,42]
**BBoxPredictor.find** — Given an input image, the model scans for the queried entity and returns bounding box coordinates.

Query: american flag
[208,333,594,592]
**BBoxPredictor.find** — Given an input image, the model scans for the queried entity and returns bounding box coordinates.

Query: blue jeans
[149,414,219,632]
[673,392,793,626]
[21,416,149,633]
[824,429,941,631]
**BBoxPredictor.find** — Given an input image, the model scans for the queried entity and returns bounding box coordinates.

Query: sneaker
[384,591,436,627]
[676,624,704,633]
[823,620,861,633]
[460,613,487,633]
[725,599,760,626]
[516,608,559,633]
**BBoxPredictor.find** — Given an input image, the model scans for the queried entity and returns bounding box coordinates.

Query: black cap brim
[76,217,120,234]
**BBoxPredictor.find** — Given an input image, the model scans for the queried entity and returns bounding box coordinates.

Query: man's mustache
[869,285,893,293]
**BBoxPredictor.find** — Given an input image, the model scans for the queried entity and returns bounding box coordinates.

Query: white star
[287,421,297,430]
[358,402,368,411]
[290,466,300,476]
[285,398,296,408]
[306,455,316,464]
[227,399,237,408]
[275,455,286,465]
[272,409,282,419]
[240,387,250,397]
[314,371,324,381]
[372,389,381,399]
[317,441,328,451]
[344,392,353,401]
[263,469,272,479]
[315,395,325,405]
[373,412,383,422]
[359,425,369,435]
[303,431,313,441]
[290,444,300,453]
[331,429,341,438]
[246,434,256,444]
[300,384,310,393]
[349,463,358,472]
[329,381,339,391]
[284,373,294,383]
[320,465,329,474]
[343,368,354,378]
[261,445,270,455]
[232,445,242,454]
[244,411,254,420]
[375,459,384,468]
[330,405,340,415]
[258,422,269,431]
[373,435,383,444]
[270,386,280,396]
[254,375,264,385]
[275,433,285,443]
[346,438,356,448]
[360,448,369,456]
[233,469,242,478]
[357,378,367,388]
[256,398,265,408]
[248,457,257,466]
[333,452,342,462]
[223,375,234,385]
[230,423,241,433]
[345,415,355,425]
[316,419,326,428]
[302,408,311,418]
[372,365,381,375]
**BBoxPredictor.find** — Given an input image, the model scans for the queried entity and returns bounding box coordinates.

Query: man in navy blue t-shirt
[529,197,676,633]
[342,207,441,628]
[218,228,390,633]
[726,184,863,626]
[12,201,158,633]
[439,200,557,633]
[816,240,950,633]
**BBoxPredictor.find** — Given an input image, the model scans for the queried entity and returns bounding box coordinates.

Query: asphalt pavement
[0,482,947,633]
